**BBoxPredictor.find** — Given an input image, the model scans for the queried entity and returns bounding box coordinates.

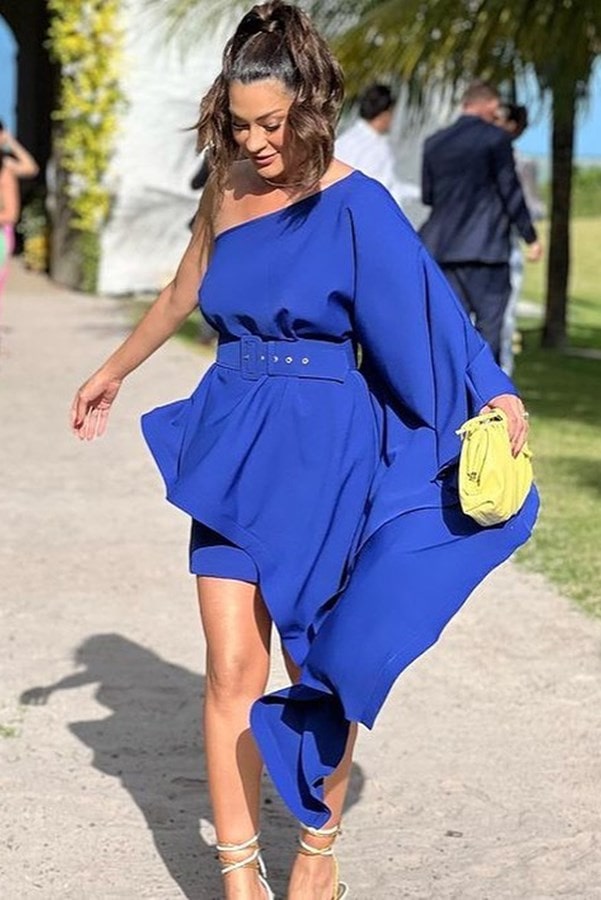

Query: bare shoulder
[214,160,262,231]
[223,160,258,202]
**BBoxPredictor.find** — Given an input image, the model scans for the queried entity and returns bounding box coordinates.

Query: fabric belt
[216,336,356,382]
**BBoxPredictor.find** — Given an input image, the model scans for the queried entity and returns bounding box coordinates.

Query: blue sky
[517,60,601,159]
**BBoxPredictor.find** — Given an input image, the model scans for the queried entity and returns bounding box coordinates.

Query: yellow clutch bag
[456,410,533,527]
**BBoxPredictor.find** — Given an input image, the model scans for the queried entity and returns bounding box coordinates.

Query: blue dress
[141,170,539,826]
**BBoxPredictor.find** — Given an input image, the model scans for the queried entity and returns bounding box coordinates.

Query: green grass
[522,216,601,349]
[516,216,601,615]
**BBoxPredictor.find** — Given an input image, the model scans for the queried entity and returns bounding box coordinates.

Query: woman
[0,126,38,313]
[71,3,537,899]
[0,153,19,311]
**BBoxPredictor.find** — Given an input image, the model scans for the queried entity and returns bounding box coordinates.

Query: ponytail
[196,2,344,191]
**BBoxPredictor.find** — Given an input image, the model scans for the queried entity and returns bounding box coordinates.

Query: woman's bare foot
[287,851,337,899]
[219,844,271,900]
[287,826,343,899]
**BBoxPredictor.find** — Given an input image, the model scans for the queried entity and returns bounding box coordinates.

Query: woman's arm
[0,167,19,224]
[71,179,216,439]
[102,189,214,381]
[1,130,39,179]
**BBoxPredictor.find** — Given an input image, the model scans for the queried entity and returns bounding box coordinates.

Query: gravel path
[1,264,600,899]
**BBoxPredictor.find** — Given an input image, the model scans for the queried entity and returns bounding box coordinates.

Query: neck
[366,117,386,135]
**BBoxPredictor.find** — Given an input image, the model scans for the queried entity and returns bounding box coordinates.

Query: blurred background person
[0,123,40,318]
[0,122,39,179]
[336,82,419,209]
[496,102,545,375]
[0,147,19,315]
[419,81,542,363]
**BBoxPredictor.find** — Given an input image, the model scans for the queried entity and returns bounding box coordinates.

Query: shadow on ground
[20,633,364,899]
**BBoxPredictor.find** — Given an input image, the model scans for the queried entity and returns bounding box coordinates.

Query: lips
[253,153,278,168]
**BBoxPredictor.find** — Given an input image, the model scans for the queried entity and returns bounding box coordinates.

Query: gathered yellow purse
[456,409,533,527]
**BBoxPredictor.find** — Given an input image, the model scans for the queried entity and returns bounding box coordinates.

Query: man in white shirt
[336,83,420,209]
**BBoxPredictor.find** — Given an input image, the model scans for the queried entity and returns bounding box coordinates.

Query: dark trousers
[441,263,511,363]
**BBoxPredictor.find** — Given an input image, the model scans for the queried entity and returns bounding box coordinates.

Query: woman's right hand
[71,370,123,441]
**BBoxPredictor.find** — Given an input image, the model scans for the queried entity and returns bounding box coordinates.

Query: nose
[244,124,268,155]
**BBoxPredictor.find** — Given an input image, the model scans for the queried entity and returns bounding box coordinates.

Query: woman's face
[229,79,295,182]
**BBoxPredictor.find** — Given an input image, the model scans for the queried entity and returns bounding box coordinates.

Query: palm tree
[153,0,601,349]
[311,0,601,350]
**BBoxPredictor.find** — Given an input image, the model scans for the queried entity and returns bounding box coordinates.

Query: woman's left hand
[481,394,529,457]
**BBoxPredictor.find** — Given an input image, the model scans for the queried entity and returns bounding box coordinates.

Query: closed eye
[231,121,283,133]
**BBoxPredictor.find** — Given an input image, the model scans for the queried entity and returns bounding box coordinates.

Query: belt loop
[240,335,266,380]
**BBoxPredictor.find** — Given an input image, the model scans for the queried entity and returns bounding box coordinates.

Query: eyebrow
[229,108,286,123]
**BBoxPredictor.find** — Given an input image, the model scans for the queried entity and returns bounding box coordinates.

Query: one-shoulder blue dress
[141,171,539,827]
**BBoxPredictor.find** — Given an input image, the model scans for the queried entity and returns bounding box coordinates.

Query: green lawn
[516,217,601,615]
[521,216,601,349]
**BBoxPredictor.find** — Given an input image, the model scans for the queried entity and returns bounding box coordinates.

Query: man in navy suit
[419,81,542,362]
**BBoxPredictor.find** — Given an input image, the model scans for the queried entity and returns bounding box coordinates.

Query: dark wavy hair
[195,1,344,190]
[359,84,395,121]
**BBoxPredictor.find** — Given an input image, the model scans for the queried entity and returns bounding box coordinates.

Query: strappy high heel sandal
[298,823,349,899]
[216,832,274,900]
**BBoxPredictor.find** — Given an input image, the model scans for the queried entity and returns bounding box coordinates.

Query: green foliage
[77,230,102,294]
[47,0,125,235]
[17,194,51,273]
[307,0,601,108]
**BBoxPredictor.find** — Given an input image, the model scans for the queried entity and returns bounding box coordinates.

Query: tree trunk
[49,144,86,290]
[542,82,577,349]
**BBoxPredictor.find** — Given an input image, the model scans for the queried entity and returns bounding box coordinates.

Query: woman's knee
[198,577,271,704]
[206,650,269,703]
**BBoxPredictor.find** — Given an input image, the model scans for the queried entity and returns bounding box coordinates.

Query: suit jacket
[419,115,537,264]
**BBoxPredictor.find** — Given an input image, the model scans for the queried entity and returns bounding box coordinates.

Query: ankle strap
[218,846,261,876]
[300,823,341,838]
[298,822,342,857]
[216,832,260,854]
[217,832,263,876]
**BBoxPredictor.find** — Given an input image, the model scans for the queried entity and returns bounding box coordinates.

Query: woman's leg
[283,648,358,899]
[198,576,272,899]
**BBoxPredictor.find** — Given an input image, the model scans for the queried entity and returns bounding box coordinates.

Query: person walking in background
[497,103,545,374]
[336,83,419,208]
[419,81,542,363]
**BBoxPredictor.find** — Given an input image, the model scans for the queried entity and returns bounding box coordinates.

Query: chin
[255,159,287,182]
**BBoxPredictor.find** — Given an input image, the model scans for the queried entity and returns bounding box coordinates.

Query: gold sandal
[216,832,274,899]
[298,823,349,899]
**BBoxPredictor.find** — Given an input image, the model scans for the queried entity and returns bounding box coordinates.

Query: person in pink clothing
[0,155,18,303]
[0,124,39,308]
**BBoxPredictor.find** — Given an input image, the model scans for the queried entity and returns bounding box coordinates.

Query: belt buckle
[240,335,265,380]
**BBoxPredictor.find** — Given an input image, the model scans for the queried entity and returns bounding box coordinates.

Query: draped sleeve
[349,180,516,475]
[250,177,539,831]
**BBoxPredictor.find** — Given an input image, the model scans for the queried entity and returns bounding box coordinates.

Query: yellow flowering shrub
[47,0,124,238]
